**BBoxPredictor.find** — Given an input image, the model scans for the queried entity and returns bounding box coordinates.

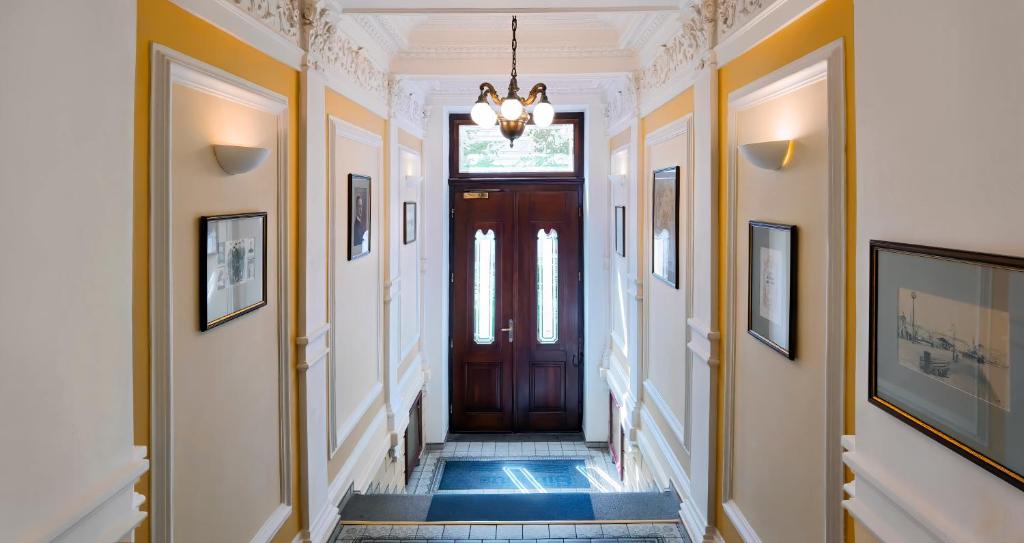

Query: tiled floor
[330,522,688,543]
[395,437,654,495]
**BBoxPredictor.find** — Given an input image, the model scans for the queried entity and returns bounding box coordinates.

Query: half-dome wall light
[470,16,554,147]
[738,140,795,171]
[212,144,270,175]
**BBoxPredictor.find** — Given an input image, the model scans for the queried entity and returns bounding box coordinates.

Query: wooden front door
[450,184,583,432]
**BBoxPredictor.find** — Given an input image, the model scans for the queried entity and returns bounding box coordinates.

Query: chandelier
[470,16,555,147]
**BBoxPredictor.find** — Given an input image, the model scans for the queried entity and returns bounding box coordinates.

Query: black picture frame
[869,240,1024,492]
[614,205,626,258]
[651,166,680,288]
[404,201,417,244]
[348,173,371,260]
[199,212,268,331]
[747,221,797,359]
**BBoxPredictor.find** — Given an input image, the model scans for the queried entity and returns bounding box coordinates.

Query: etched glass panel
[537,228,559,344]
[473,229,497,344]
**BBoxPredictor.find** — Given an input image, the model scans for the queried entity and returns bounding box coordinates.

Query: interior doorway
[449,183,584,432]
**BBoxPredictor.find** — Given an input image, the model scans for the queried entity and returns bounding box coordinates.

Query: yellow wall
[132,0,301,541]
[398,128,423,154]
[609,126,631,152]
[715,0,856,541]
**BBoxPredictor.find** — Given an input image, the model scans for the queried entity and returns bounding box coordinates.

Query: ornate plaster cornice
[304,6,390,103]
[389,77,429,135]
[637,0,716,94]
[396,46,635,61]
[232,0,300,42]
[602,73,640,133]
[718,0,775,39]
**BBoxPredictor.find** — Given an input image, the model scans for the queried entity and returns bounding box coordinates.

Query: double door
[450,184,583,432]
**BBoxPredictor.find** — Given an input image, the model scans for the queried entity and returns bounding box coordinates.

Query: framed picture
[651,166,679,288]
[199,212,267,331]
[348,173,371,260]
[404,201,417,244]
[614,205,626,258]
[870,240,1024,491]
[748,221,797,359]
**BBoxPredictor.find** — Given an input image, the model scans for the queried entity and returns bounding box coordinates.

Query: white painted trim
[323,73,390,121]
[640,71,699,119]
[722,500,763,543]
[169,0,302,69]
[643,380,688,454]
[843,450,966,542]
[721,40,846,543]
[38,447,149,543]
[330,383,384,459]
[715,0,826,66]
[328,407,389,506]
[149,44,292,543]
[638,405,691,492]
[327,115,386,456]
[250,503,293,543]
[297,322,331,346]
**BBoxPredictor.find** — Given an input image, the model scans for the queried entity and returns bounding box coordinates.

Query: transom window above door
[450,112,584,179]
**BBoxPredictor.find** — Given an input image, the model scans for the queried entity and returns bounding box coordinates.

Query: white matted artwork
[200,212,267,330]
[747,221,796,359]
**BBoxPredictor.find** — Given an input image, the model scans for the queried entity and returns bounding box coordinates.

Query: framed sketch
[870,240,1024,491]
[348,173,371,260]
[614,205,626,258]
[199,212,267,331]
[748,221,797,359]
[404,201,417,244]
[651,166,679,288]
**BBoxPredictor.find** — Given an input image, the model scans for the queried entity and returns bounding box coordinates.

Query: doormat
[425,492,596,521]
[437,459,592,493]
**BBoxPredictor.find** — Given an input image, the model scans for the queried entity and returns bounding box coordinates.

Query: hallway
[6,1,1024,543]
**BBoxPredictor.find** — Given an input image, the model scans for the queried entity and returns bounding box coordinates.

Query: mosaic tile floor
[330,522,689,543]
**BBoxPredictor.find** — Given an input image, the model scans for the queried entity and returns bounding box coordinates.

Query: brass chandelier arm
[478,82,502,105]
[522,83,547,106]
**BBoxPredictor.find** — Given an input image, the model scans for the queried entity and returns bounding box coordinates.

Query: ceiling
[344,9,682,75]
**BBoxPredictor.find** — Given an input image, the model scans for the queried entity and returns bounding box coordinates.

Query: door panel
[450,191,515,431]
[450,186,582,432]
[515,190,581,431]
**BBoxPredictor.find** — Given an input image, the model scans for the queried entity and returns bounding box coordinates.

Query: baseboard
[250,503,292,543]
[329,408,389,507]
[722,500,763,543]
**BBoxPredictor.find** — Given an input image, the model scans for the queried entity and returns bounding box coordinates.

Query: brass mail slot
[462,192,490,199]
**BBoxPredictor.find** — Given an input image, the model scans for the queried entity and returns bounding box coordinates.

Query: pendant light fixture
[470,16,555,147]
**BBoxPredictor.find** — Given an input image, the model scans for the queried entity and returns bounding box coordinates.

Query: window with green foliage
[450,113,581,176]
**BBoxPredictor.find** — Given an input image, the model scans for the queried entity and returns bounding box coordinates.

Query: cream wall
[846,1,1024,541]
[169,84,285,542]
[0,1,146,540]
[329,127,384,472]
[729,79,829,543]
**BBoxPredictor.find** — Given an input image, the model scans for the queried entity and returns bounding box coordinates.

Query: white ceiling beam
[338,0,682,14]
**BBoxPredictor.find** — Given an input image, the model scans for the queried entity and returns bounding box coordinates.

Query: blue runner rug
[438,459,591,492]
[425,493,595,521]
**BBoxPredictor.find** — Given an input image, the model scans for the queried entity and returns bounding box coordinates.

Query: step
[331,521,690,543]
[340,492,681,523]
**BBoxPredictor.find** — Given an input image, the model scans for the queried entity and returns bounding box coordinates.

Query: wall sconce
[739,140,794,171]
[212,144,270,175]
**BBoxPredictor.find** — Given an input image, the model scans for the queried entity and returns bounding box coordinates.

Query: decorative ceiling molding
[601,73,640,135]
[389,77,430,135]
[395,46,635,60]
[231,0,301,42]
[637,0,716,94]
[718,0,777,39]
[410,74,614,102]
[351,14,408,56]
[305,5,390,104]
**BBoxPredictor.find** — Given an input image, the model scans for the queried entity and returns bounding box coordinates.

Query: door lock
[500,319,514,343]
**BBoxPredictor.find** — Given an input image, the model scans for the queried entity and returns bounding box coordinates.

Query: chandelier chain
[511,16,517,80]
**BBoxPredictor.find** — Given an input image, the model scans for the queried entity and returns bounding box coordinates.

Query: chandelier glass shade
[470,16,554,147]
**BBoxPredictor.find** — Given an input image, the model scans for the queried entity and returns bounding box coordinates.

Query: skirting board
[722,501,763,543]
[329,408,389,507]
[251,503,292,543]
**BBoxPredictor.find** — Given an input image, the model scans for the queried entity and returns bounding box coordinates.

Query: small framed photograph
[348,173,371,260]
[870,240,1024,492]
[404,201,417,244]
[199,212,267,331]
[652,166,680,288]
[614,205,626,258]
[747,221,797,359]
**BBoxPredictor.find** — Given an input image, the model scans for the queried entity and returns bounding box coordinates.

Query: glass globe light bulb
[500,98,524,120]
[471,101,497,126]
[532,101,554,128]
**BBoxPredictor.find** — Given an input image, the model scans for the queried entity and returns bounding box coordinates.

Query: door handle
[500,319,514,343]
